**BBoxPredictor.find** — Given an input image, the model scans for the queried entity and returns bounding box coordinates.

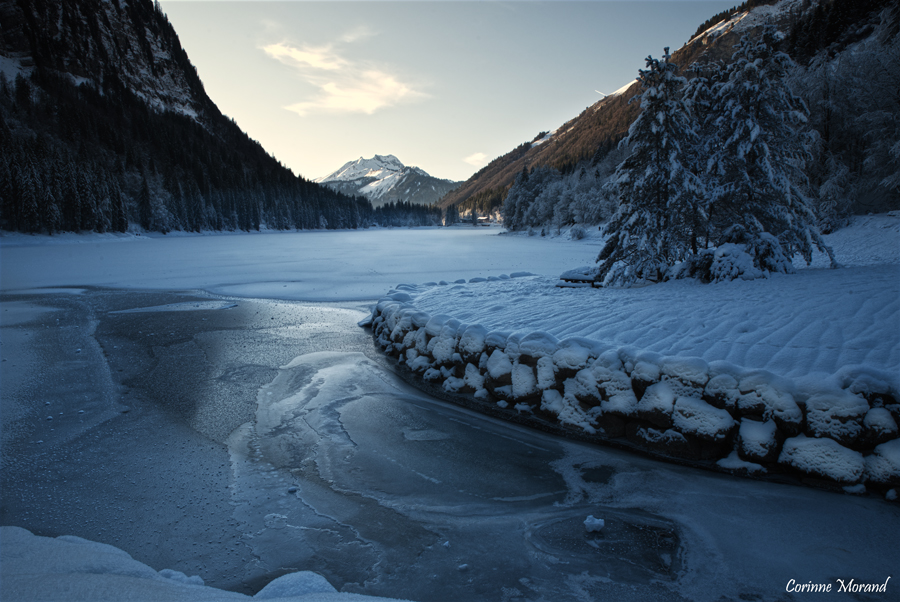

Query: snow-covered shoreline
[366,214,900,492]
[368,285,900,491]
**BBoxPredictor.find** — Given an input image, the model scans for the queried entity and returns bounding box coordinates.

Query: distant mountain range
[316,155,460,208]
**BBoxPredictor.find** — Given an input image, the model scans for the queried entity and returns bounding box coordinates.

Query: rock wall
[367,287,900,496]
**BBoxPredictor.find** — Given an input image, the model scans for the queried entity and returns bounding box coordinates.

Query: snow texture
[864,440,900,486]
[738,419,780,463]
[365,214,899,487]
[672,397,735,442]
[716,450,766,474]
[779,435,865,483]
[1,526,412,602]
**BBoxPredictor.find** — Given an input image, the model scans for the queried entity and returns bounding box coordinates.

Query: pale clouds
[339,25,375,44]
[262,34,424,116]
[286,72,418,116]
[464,152,488,167]
[263,42,345,71]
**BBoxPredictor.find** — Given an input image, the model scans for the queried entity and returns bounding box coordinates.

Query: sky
[158,1,734,182]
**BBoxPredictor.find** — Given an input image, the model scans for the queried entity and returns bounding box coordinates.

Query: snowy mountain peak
[316,155,461,207]
[317,154,406,184]
[373,154,402,167]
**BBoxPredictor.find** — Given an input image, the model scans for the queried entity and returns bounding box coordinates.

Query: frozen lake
[2,229,898,601]
[0,227,598,300]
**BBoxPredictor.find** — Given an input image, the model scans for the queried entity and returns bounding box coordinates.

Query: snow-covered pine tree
[705,24,834,272]
[501,166,527,230]
[597,48,705,286]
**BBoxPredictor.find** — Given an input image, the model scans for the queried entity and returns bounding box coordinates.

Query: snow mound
[254,571,337,599]
[1,527,413,601]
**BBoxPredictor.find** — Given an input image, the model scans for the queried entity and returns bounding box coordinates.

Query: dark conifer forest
[0,0,433,234]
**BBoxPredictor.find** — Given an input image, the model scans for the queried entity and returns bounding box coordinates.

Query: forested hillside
[444,0,899,230]
[0,0,378,234]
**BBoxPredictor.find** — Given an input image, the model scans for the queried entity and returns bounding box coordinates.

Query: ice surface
[0,228,596,302]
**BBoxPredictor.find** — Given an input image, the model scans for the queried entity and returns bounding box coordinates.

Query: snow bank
[0,526,413,602]
[410,215,900,385]
[369,282,899,487]
[367,215,900,490]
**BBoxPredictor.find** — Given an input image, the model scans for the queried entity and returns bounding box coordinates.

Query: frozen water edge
[3,289,899,602]
[2,217,899,600]
[218,348,900,602]
[5,347,900,602]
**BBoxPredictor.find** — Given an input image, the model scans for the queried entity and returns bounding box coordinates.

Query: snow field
[366,215,900,490]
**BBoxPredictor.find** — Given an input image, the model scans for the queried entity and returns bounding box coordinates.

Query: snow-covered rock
[511,363,539,401]
[703,373,741,412]
[804,391,869,447]
[536,356,557,390]
[673,396,735,442]
[737,419,783,464]
[863,407,899,446]
[716,450,766,474]
[628,425,695,459]
[635,381,676,428]
[552,339,594,373]
[517,331,560,362]
[366,257,900,490]
[583,515,605,532]
[864,439,900,487]
[660,356,709,387]
[737,374,803,435]
[779,435,865,484]
[254,571,337,598]
[486,350,513,381]
[458,324,488,363]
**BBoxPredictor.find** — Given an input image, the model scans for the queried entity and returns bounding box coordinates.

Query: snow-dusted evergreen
[501,163,616,234]
[596,48,705,285]
[490,2,898,280]
[701,24,834,274]
[595,27,837,286]
[790,4,900,228]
